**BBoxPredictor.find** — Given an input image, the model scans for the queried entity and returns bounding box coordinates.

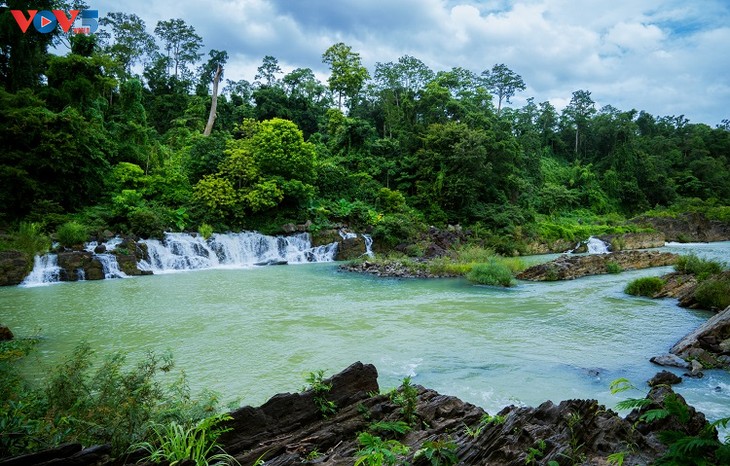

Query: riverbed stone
[516,250,678,281]
[670,305,730,369]
[650,354,691,369]
[648,370,682,387]
[0,325,13,341]
[0,250,31,286]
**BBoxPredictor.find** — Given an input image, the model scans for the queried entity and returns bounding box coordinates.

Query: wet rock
[684,360,705,378]
[650,354,691,369]
[648,370,682,387]
[57,251,104,281]
[600,232,666,251]
[336,236,366,260]
[0,325,13,341]
[254,259,288,266]
[517,251,678,281]
[282,223,297,234]
[0,250,31,286]
[670,305,730,369]
[94,244,107,254]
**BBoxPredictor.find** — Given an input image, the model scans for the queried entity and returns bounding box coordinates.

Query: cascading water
[21,254,62,287]
[95,254,127,279]
[138,232,338,273]
[363,234,374,257]
[586,236,610,254]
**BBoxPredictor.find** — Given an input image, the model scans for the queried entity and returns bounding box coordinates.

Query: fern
[368,420,412,436]
[614,398,651,411]
[609,378,636,395]
[639,408,671,423]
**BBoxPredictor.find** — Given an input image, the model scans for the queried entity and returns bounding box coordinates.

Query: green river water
[1,241,729,422]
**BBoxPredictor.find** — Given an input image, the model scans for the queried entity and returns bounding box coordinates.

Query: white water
[21,254,62,287]
[363,234,374,257]
[586,236,610,254]
[138,232,338,273]
[96,254,127,279]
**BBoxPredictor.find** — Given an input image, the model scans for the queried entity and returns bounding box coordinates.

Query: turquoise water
[1,242,728,422]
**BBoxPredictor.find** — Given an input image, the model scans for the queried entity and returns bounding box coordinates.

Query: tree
[199,49,228,136]
[481,63,526,115]
[98,12,157,79]
[254,55,282,87]
[564,89,596,155]
[153,19,202,79]
[322,42,370,111]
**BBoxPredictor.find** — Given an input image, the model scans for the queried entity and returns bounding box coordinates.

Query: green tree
[153,18,202,79]
[254,55,282,87]
[563,89,596,155]
[481,63,526,115]
[322,42,370,111]
[98,12,157,80]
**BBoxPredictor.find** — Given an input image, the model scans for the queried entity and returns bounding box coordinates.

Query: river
[1,241,728,423]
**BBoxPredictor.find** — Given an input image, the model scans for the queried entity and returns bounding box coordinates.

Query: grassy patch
[693,275,730,310]
[535,210,650,243]
[625,277,666,297]
[466,259,515,287]
[675,254,726,280]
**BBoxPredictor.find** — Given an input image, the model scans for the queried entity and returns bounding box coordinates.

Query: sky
[92,0,730,126]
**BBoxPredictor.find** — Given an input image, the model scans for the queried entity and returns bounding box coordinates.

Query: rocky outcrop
[599,232,666,251]
[312,229,368,261]
[524,239,576,255]
[0,251,31,286]
[57,251,104,281]
[4,363,719,466]
[633,213,730,242]
[340,259,457,279]
[517,251,678,281]
[670,305,730,370]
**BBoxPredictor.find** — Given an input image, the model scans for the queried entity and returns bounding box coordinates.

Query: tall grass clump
[693,275,730,311]
[625,277,666,297]
[466,258,515,287]
[10,222,51,258]
[55,221,89,248]
[675,254,725,280]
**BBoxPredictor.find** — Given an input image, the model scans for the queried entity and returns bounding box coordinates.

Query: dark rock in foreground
[0,251,31,286]
[4,362,718,466]
[517,250,678,281]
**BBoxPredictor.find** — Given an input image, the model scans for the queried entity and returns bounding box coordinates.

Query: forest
[2,2,730,255]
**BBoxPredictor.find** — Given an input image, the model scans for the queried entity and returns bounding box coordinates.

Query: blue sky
[91,0,730,125]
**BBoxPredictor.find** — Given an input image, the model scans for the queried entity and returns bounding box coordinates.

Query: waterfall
[586,236,610,254]
[21,254,62,287]
[363,234,374,257]
[138,232,338,273]
[95,253,127,279]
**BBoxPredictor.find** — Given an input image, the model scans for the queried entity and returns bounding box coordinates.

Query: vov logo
[10,9,99,34]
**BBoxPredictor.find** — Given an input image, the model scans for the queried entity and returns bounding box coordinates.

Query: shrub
[674,254,725,280]
[625,277,666,297]
[198,223,214,240]
[10,222,50,258]
[693,276,730,310]
[55,221,88,248]
[466,259,515,287]
[606,261,623,274]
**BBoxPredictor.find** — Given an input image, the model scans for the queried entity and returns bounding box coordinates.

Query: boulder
[282,223,297,234]
[670,305,730,369]
[0,250,31,286]
[650,354,691,369]
[0,325,13,341]
[648,370,682,387]
[632,213,730,242]
[336,236,366,260]
[517,251,678,281]
[600,232,666,251]
[57,251,104,281]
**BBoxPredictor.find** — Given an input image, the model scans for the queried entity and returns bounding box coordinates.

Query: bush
[466,259,515,287]
[675,254,725,280]
[693,276,730,310]
[606,261,623,274]
[55,221,88,248]
[10,222,50,258]
[198,223,214,240]
[625,277,666,297]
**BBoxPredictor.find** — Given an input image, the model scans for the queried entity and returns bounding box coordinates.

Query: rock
[336,236,366,260]
[600,232,666,251]
[625,385,710,439]
[0,325,13,341]
[524,239,575,255]
[0,250,31,286]
[685,360,705,378]
[282,223,297,234]
[254,260,288,266]
[517,251,678,281]
[670,305,730,369]
[650,354,691,369]
[632,213,730,242]
[57,251,104,281]
[114,253,143,276]
[648,370,682,387]
[94,244,106,254]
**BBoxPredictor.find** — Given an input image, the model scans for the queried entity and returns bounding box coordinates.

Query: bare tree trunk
[203,64,223,136]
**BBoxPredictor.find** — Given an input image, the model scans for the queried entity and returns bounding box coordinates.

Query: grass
[625,277,666,297]
[693,275,730,310]
[674,254,726,281]
[466,259,515,287]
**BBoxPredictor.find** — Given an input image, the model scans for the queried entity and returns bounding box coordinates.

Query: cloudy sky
[94,0,729,125]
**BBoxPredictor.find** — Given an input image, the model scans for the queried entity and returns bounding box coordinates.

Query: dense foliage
[1,3,729,252]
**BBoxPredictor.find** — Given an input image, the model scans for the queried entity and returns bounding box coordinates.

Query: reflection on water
[1,242,728,422]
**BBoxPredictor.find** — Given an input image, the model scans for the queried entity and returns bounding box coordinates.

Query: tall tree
[481,63,526,115]
[322,42,369,111]
[254,55,282,87]
[564,89,596,155]
[98,12,157,79]
[153,18,202,79]
[200,49,228,136]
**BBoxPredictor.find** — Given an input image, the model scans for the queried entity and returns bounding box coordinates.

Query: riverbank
[6,361,724,466]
